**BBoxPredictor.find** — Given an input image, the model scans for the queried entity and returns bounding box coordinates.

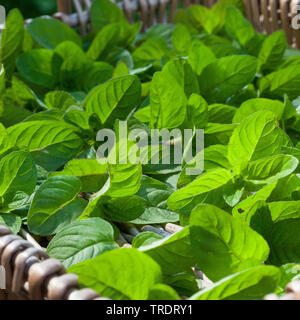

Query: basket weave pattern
[1,0,300,301]
[0,225,105,300]
[54,0,300,47]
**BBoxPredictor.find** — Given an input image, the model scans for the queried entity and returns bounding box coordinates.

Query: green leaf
[228,111,288,174]
[190,204,270,281]
[235,200,273,241]
[233,98,285,123]
[243,154,298,185]
[132,38,169,66]
[79,160,142,220]
[7,121,85,171]
[47,217,117,268]
[167,169,232,214]
[258,30,287,72]
[172,24,192,54]
[188,41,216,76]
[0,105,32,127]
[232,182,277,216]
[139,227,196,275]
[27,17,82,49]
[225,6,255,46]
[49,159,108,193]
[68,248,162,300]
[16,49,61,89]
[83,62,113,92]
[145,24,175,45]
[90,0,126,30]
[84,75,141,124]
[150,62,187,129]
[108,166,142,198]
[28,176,83,236]
[164,272,199,297]
[190,266,280,300]
[199,55,257,103]
[204,145,232,171]
[208,103,236,124]
[0,151,37,213]
[100,195,146,222]
[260,65,300,100]
[187,5,221,34]
[0,123,12,157]
[0,214,22,234]
[0,9,24,77]
[182,93,208,129]
[0,64,5,95]
[223,180,244,207]
[45,91,78,111]
[268,201,300,222]
[87,24,119,61]
[148,284,180,300]
[10,76,42,108]
[132,232,163,248]
[268,219,300,265]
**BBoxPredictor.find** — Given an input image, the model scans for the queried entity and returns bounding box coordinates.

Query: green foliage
[0,0,300,301]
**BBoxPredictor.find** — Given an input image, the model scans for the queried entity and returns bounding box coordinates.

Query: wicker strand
[0,225,105,300]
[51,0,300,48]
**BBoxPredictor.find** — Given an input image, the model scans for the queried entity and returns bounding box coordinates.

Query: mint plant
[0,0,300,300]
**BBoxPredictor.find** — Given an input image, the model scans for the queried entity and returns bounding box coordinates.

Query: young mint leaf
[148,284,180,300]
[0,151,37,213]
[150,62,187,129]
[28,176,84,236]
[47,217,118,268]
[0,9,24,77]
[190,204,270,281]
[228,111,288,174]
[225,6,255,46]
[132,232,163,248]
[208,103,236,124]
[27,17,82,49]
[0,214,22,234]
[243,154,298,185]
[172,24,192,54]
[87,24,119,61]
[16,49,61,89]
[44,91,79,111]
[139,227,196,275]
[49,159,108,193]
[0,123,12,157]
[199,55,257,103]
[130,176,179,224]
[90,0,126,30]
[182,93,208,129]
[190,266,280,300]
[233,98,285,123]
[188,40,216,76]
[258,30,287,72]
[268,219,300,265]
[133,38,169,67]
[83,62,113,92]
[260,65,300,100]
[84,75,141,124]
[167,169,232,214]
[7,121,85,171]
[100,195,146,222]
[268,201,300,222]
[68,248,162,300]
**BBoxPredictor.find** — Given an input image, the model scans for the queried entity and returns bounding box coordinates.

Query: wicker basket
[1,0,300,301]
[52,0,300,48]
